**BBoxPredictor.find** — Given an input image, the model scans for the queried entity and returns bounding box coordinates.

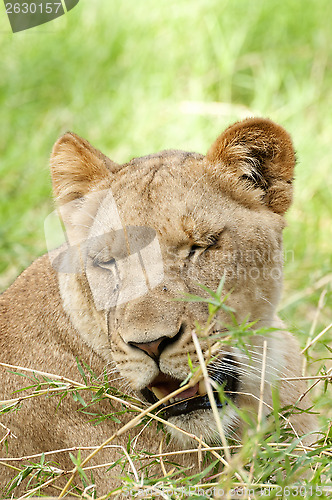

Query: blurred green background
[0,0,331,355]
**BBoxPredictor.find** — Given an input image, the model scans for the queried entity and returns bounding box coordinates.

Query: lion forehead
[115,149,205,198]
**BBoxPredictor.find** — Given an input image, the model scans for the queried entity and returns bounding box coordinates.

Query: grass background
[0,0,331,491]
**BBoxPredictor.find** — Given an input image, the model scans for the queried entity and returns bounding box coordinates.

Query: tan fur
[0,118,316,494]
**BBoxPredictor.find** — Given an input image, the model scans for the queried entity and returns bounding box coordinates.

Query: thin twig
[302,289,327,375]
[0,361,85,388]
[280,273,332,310]
[158,437,167,478]
[0,421,17,439]
[311,421,332,479]
[192,331,231,463]
[17,472,67,500]
[281,374,332,381]
[301,321,332,354]
[58,375,228,497]
[257,340,268,429]
[1,361,228,495]
[299,366,332,402]
[248,340,267,483]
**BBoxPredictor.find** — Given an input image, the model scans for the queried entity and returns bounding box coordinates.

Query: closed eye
[188,244,203,258]
[93,257,116,269]
[188,240,219,259]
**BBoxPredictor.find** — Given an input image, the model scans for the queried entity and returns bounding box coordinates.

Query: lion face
[50,118,296,445]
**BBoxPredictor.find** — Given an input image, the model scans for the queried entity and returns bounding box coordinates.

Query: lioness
[0,118,316,494]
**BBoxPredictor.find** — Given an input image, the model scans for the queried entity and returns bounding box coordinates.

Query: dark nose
[128,338,167,362]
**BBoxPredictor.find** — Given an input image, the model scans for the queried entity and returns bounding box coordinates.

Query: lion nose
[128,324,186,363]
[128,338,167,361]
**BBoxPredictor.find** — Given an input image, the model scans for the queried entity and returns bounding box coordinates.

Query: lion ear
[205,118,296,214]
[50,132,119,206]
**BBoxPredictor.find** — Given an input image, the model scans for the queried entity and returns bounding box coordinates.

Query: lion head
[49,118,299,445]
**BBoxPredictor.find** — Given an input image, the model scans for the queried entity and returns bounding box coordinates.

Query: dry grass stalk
[248,340,268,484]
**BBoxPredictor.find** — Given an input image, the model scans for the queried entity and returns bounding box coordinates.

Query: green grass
[1,291,331,498]
[0,0,331,496]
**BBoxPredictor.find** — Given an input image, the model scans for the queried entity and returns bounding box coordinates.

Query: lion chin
[139,352,239,445]
[148,373,240,447]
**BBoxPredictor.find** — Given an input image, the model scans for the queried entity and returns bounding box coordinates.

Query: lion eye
[94,257,116,269]
[188,238,220,259]
[188,244,203,258]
